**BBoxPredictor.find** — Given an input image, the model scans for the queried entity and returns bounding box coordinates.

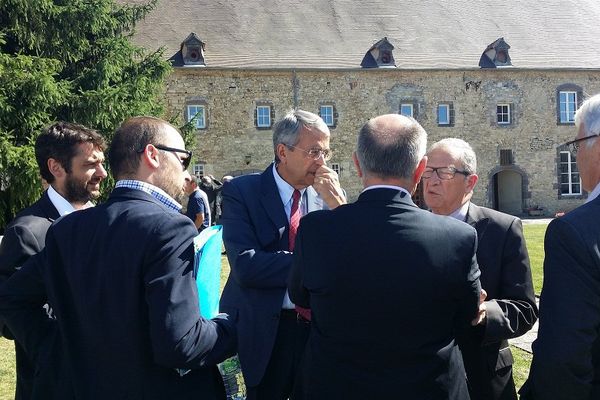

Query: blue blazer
[0,187,237,400]
[219,164,326,387]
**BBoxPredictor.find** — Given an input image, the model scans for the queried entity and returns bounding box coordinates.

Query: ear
[412,156,427,186]
[465,173,479,193]
[47,158,66,180]
[141,144,161,170]
[276,143,288,164]
[352,152,363,178]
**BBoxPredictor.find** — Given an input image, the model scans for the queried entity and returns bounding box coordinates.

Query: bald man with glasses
[423,138,537,400]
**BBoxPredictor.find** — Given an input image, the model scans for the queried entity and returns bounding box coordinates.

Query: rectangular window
[330,163,341,177]
[256,105,272,128]
[187,105,206,129]
[559,91,577,123]
[400,103,414,118]
[497,104,511,124]
[559,151,581,195]
[193,163,205,177]
[438,104,450,125]
[320,105,334,126]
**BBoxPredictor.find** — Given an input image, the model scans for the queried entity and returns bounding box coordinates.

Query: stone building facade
[165,67,600,215]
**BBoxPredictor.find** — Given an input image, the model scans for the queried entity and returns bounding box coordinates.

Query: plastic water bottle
[218,355,246,400]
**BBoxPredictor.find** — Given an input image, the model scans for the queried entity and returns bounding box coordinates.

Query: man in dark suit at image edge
[423,138,538,400]
[0,116,237,399]
[288,113,484,400]
[0,122,108,400]
[520,93,600,400]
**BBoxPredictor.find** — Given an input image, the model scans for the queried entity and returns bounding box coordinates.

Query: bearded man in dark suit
[289,114,483,400]
[423,138,538,400]
[0,122,107,400]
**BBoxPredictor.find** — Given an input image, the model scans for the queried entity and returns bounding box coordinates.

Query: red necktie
[289,190,311,321]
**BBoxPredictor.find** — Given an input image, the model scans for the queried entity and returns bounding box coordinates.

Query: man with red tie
[219,109,346,399]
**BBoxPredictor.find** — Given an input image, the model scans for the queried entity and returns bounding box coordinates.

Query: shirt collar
[361,184,412,199]
[272,164,306,206]
[47,185,93,216]
[115,180,182,212]
[449,201,470,222]
[586,181,600,204]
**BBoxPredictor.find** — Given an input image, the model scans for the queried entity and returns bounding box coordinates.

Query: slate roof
[126,0,600,69]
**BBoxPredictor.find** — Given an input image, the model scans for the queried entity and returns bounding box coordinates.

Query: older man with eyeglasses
[219,109,346,400]
[423,138,538,400]
[521,93,600,400]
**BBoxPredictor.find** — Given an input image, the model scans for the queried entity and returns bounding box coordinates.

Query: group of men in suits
[0,117,237,399]
[2,97,599,400]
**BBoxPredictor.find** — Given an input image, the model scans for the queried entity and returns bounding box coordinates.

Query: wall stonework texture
[165,68,600,216]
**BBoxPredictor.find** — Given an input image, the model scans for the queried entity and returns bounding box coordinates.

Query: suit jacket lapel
[466,202,489,240]
[39,190,61,222]
[259,164,289,238]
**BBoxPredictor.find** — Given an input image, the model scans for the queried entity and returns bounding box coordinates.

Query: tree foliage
[0,0,172,229]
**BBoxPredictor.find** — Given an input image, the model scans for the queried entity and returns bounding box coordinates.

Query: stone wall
[164,68,600,215]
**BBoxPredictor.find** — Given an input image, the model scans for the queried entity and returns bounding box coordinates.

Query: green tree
[0,0,172,229]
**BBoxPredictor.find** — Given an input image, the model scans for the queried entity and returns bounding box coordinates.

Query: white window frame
[497,104,511,125]
[400,103,414,118]
[256,105,271,128]
[187,105,206,129]
[438,104,450,125]
[559,91,577,124]
[320,105,335,126]
[193,163,205,177]
[559,151,582,195]
[330,163,341,177]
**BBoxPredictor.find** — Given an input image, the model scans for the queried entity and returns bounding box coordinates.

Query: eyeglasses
[287,145,333,161]
[153,144,193,170]
[422,166,470,180]
[563,134,600,155]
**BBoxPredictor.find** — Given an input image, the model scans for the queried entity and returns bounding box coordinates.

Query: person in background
[220,109,346,399]
[184,175,210,232]
[0,122,107,400]
[423,138,538,400]
[199,175,222,224]
[521,93,600,400]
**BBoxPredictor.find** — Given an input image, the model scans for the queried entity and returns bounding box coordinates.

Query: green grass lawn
[523,223,547,296]
[0,225,548,397]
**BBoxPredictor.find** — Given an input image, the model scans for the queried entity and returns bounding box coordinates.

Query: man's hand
[313,165,346,209]
[471,289,487,326]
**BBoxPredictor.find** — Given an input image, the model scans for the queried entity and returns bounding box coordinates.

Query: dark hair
[35,122,106,183]
[108,116,175,179]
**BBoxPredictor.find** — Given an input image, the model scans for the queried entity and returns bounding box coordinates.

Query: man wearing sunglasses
[423,138,538,400]
[219,109,346,400]
[0,116,237,399]
[522,94,600,400]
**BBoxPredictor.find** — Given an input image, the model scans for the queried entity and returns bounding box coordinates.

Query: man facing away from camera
[288,114,483,400]
[0,116,237,400]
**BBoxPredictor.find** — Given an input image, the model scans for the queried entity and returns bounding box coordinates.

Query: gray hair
[575,93,600,149]
[428,138,477,175]
[272,109,330,162]
[356,115,427,180]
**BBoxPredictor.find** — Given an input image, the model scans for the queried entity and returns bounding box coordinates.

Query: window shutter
[254,107,258,127]
[449,103,455,126]
[577,90,584,109]
[333,109,339,127]
[270,107,275,127]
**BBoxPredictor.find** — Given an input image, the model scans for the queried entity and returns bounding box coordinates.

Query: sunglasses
[153,144,193,170]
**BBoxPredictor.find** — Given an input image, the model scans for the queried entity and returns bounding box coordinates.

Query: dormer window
[479,37,512,68]
[181,33,206,66]
[361,37,396,68]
